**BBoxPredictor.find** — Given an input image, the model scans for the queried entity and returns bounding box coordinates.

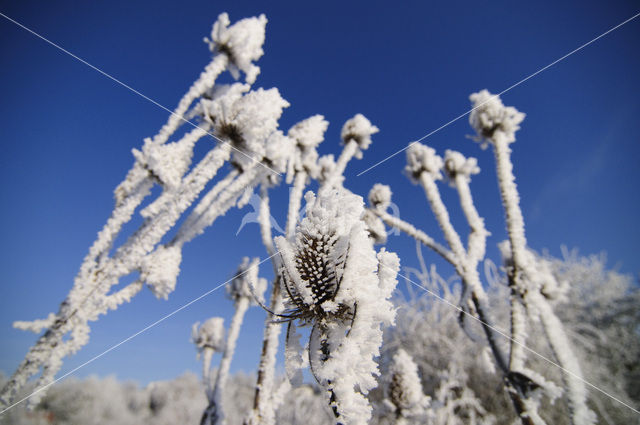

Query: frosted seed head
[443,150,480,185]
[227,257,267,305]
[368,183,392,210]
[210,87,289,172]
[192,317,225,353]
[469,90,525,145]
[288,115,329,150]
[340,114,379,157]
[404,143,443,182]
[140,245,183,300]
[315,154,337,184]
[208,13,268,84]
[276,190,365,323]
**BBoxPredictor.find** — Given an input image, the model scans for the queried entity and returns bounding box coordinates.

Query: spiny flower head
[227,257,267,305]
[286,115,329,182]
[387,349,430,416]
[274,190,363,324]
[404,142,443,182]
[469,89,525,145]
[208,13,267,84]
[368,183,392,211]
[204,86,290,171]
[443,149,480,185]
[192,317,225,353]
[341,114,379,159]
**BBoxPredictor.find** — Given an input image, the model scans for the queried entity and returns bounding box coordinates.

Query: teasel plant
[192,317,226,404]
[468,90,595,425]
[246,114,329,425]
[247,113,380,425]
[0,12,293,409]
[200,258,267,425]
[366,91,591,424]
[268,188,400,425]
[382,349,431,425]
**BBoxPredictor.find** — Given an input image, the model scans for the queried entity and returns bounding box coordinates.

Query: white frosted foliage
[469,89,525,145]
[340,113,379,158]
[140,245,183,300]
[208,13,268,83]
[405,142,443,182]
[275,189,399,425]
[386,349,430,418]
[227,257,267,304]
[368,183,392,211]
[443,149,480,184]
[192,317,225,354]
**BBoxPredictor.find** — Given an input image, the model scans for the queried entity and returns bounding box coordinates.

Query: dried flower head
[208,13,267,83]
[387,349,430,417]
[368,183,392,211]
[227,257,267,305]
[192,317,225,353]
[443,149,480,184]
[274,190,363,325]
[404,142,443,182]
[341,114,379,158]
[469,89,525,145]
[140,245,183,300]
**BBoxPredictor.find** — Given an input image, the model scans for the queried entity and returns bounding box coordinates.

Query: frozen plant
[0,12,291,409]
[247,114,329,425]
[368,90,594,424]
[192,317,225,394]
[382,349,430,425]
[469,90,595,425]
[200,258,266,425]
[273,189,400,425]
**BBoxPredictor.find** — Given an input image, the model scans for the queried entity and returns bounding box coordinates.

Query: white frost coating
[385,349,430,419]
[340,113,379,158]
[227,257,266,304]
[284,322,308,386]
[367,183,392,211]
[362,209,387,245]
[287,115,328,182]
[212,87,290,171]
[192,317,225,392]
[285,172,308,239]
[208,13,268,84]
[204,258,263,425]
[478,91,594,424]
[404,142,444,182]
[133,134,196,190]
[1,13,273,407]
[469,89,525,146]
[276,189,399,425]
[418,171,466,263]
[323,114,379,189]
[13,313,56,334]
[140,245,183,300]
[443,149,480,185]
[451,164,489,266]
[288,114,328,149]
[192,317,226,354]
[152,54,228,147]
[173,165,262,245]
[372,208,457,267]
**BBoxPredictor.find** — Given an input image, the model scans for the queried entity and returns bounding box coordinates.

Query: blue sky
[0,0,638,387]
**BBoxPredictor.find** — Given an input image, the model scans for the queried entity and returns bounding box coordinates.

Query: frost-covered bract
[274,189,399,425]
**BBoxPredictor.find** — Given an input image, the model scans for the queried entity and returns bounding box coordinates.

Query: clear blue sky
[1,0,638,387]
